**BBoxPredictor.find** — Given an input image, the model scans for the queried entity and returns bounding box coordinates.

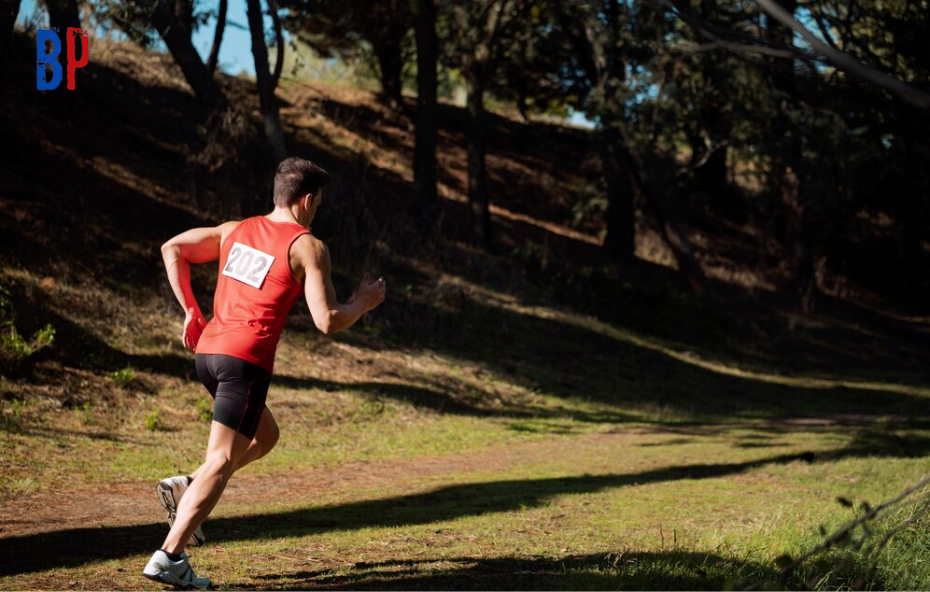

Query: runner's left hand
[183,310,207,352]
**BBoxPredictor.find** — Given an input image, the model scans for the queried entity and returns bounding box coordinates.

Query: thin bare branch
[206,0,227,77]
[809,8,839,51]
[754,0,930,108]
[653,0,818,65]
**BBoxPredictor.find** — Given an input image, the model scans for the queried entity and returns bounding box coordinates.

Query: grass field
[1,266,928,590]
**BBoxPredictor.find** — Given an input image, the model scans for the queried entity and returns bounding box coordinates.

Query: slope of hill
[4,32,929,392]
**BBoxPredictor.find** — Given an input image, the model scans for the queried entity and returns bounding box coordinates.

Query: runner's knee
[254,410,279,454]
[263,417,280,451]
[203,451,237,479]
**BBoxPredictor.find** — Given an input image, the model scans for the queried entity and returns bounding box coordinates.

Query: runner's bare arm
[161,222,239,350]
[297,236,385,335]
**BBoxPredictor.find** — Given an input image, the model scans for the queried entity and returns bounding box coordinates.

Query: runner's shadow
[0,449,823,577]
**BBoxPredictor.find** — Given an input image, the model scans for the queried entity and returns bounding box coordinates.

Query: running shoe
[156,476,206,547]
[143,549,211,590]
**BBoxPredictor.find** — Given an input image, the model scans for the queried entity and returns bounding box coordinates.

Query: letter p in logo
[67,28,89,90]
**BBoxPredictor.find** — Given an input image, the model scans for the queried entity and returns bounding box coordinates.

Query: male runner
[143,157,386,589]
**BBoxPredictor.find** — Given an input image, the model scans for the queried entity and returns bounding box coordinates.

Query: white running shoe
[143,550,211,590]
[156,476,206,547]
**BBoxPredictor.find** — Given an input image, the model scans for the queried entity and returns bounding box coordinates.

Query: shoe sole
[156,481,206,547]
[143,569,211,590]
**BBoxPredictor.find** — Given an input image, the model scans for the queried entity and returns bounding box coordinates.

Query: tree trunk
[146,0,227,109]
[464,64,491,248]
[246,0,287,162]
[641,164,709,295]
[44,0,81,116]
[267,0,284,88]
[697,146,729,208]
[172,0,193,37]
[622,136,709,294]
[767,0,813,309]
[46,0,80,33]
[895,197,923,267]
[410,0,439,228]
[375,36,405,110]
[593,0,637,263]
[2,0,20,56]
[695,0,731,211]
[206,0,227,77]
[894,124,924,267]
[600,122,636,262]
[780,166,813,310]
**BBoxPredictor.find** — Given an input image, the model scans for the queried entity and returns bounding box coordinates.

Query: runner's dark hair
[273,157,331,207]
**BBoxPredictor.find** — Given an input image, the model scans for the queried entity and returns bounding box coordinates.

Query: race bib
[222,242,275,289]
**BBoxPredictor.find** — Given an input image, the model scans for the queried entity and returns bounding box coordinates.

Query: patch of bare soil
[0,431,635,539]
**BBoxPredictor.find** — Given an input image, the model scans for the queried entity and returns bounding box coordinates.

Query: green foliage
[1,397,25,431]
[278,0,413,97]
[1,324,54,360]
[72,401,94,425]
[144,408,163,431]
[107,366,136,388]
[90,1,161,48]
[510,239,547,267]
[0,285,55,373]
[195,397,213,423]
[570,182,608,229]
[275,39,381,91]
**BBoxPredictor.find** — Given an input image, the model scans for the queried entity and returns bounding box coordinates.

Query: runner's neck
[264,207,304,227]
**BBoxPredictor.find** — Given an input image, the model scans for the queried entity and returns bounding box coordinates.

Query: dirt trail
[0,431,634,539]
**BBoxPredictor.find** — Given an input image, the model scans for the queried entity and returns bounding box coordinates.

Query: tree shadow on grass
[0,276,194,380]
[0,446,908,578]
[363,292,930,424]
[272,373,634,425]
[247,551,782,591]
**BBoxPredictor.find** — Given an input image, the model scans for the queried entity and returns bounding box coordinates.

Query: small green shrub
[195,398,213,422]
[72,400,93,424]
[1,397,25,430]
[1,324,55,361]
[570,182,608,228]
[107,366,136,388]
[0,286,56,373]
[144,408,163,431]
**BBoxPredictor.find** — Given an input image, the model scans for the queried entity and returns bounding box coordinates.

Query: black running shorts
[194,353,271,440]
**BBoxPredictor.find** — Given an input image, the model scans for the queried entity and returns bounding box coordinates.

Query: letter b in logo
[36,29,62,90]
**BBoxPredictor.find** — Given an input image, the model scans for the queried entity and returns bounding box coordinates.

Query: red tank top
[195,216,309,372]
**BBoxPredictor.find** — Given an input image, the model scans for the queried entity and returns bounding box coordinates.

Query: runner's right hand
[356,272,386,312]
[183,309,207,352]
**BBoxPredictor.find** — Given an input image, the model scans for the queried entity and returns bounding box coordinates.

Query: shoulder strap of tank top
[220,218,248,251]
[283,226,311,286]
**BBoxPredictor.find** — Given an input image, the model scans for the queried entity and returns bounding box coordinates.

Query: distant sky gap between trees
[15,0,597,127]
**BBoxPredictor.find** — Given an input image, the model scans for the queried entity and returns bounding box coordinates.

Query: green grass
[1,363,927,590]
[0,269,928,590]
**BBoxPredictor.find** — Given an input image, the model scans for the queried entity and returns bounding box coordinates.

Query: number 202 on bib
[222,243,275,289]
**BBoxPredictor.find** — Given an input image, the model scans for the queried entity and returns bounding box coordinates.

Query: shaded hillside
[1,32,929,409]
